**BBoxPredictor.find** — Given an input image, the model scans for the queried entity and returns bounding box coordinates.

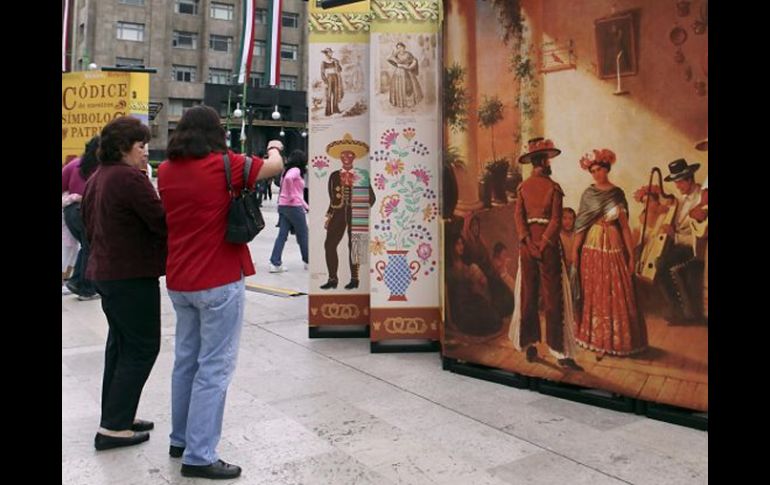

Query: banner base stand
[445,358,530,389]
[309,325,370,339]
[370,340,440,353]
[640,401,708,431]
[536,379,636,413]
[441,360,707,431]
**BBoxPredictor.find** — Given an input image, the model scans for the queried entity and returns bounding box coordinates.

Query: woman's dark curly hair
[79,135,100,179]
[285,149,308,177]
[166,105,227,160]
[97,116,150,164]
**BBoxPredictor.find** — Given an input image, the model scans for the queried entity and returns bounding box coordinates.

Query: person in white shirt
[658,158,705,322]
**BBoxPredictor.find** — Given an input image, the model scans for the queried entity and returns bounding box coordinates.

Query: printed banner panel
[308,12,373,327]
[441,0,708,411]
[369,0,442,342]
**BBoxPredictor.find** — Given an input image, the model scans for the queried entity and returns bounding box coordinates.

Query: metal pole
[240,80,248,154]
[225,89,232,148]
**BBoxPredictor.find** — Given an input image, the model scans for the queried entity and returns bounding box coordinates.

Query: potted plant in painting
[478,95,509,205]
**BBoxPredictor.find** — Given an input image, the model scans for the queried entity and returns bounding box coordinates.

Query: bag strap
[223,152,234,195]
[242,156,253,192]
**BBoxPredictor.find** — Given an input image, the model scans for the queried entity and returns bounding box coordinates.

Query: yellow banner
[61,71,150,165]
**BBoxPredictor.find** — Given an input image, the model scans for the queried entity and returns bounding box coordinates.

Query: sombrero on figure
[326,133,369,159]
[664,158,701,182]
[518,137,561,164]
[321,47,333,55]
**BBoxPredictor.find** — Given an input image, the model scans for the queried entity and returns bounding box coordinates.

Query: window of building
[116,57,145,68]
[117,22,144,42]
[209,34,232,52]
[168,98,200,116]
[175,0,199,15]
[119,0,144,6]
[173,31,198,49]
[208,68,232,85]
[280,75,298,90]
[210,2,233,20]
[255,8,267,24]
[171,65,197,82]
[280,43,298,61]
[249,72,264,88]
[282,12,299,28]
[254,40,266,57]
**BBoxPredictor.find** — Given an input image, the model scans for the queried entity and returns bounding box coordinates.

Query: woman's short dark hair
[97,116,150,164]
[286,149,308,177]
[79,135,100,179]
[166,105,227,160]
[396,42,406,49]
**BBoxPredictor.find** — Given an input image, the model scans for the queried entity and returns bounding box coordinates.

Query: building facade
[69,0,308,158]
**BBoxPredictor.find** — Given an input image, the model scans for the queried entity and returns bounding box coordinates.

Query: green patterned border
[370,0,440,22]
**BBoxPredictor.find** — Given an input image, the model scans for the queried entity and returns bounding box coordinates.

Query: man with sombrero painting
[508,137,580,370]
[658,158,705,322]
[321,133,375,290]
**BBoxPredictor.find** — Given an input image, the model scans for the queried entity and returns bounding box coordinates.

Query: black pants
[324,209,353,281]
[63,203,96,296]
[656,244,703,321]
[95,278,161,431]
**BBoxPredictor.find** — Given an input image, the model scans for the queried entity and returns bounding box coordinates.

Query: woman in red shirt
[158,106,284,480]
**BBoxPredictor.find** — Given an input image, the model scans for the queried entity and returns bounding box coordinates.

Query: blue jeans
[270,205,308,266]
[168,278,245,466]
[63,203,96,296]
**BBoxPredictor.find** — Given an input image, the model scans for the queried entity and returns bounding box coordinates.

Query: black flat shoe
[320,279,338,289]
[94,431,150,451]
[131,419,154,432]
[169,445,184,458]
[344,279,359,290]
[181,459,242,479]
[557,358,584,371]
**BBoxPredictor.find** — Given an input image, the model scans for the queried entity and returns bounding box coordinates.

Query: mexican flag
[236,0,257,84]
[264,0,283,87]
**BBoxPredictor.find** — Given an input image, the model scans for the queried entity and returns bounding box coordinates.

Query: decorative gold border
[309,13,372,33]
[309,295,371,326]
[370,307,441,341]
[370,0,440,22]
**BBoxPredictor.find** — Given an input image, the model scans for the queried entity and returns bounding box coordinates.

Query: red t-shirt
[158,150,264,291]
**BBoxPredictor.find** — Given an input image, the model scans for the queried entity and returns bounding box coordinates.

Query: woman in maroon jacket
[81,116,167,451]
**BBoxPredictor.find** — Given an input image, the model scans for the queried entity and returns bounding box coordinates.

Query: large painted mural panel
[441,0,708,411]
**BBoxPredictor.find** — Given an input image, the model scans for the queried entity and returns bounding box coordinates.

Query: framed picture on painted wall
[594,13,638,79]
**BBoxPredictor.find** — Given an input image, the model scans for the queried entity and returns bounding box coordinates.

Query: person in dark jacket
[81,116,167,451]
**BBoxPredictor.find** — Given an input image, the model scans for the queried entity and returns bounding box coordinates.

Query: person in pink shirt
[269,150,309,272]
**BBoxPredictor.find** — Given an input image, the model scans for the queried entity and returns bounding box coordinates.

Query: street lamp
[87,62,98,70]
[271,105,281,120]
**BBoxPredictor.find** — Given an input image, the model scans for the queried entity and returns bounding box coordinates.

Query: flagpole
[241,79,248,154]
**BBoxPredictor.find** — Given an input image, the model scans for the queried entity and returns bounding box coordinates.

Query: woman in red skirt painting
[571,149,647,359]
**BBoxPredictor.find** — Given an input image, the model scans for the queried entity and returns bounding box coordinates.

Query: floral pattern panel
[369,4,441,343]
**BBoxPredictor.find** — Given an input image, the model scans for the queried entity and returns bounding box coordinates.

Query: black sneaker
[169,445,184,458]
[181,459,242,479]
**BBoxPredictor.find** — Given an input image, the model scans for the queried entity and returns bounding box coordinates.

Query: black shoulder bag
[224,153,265,243]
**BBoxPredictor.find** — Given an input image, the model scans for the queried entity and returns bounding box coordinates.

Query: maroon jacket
[82,163,167,281]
